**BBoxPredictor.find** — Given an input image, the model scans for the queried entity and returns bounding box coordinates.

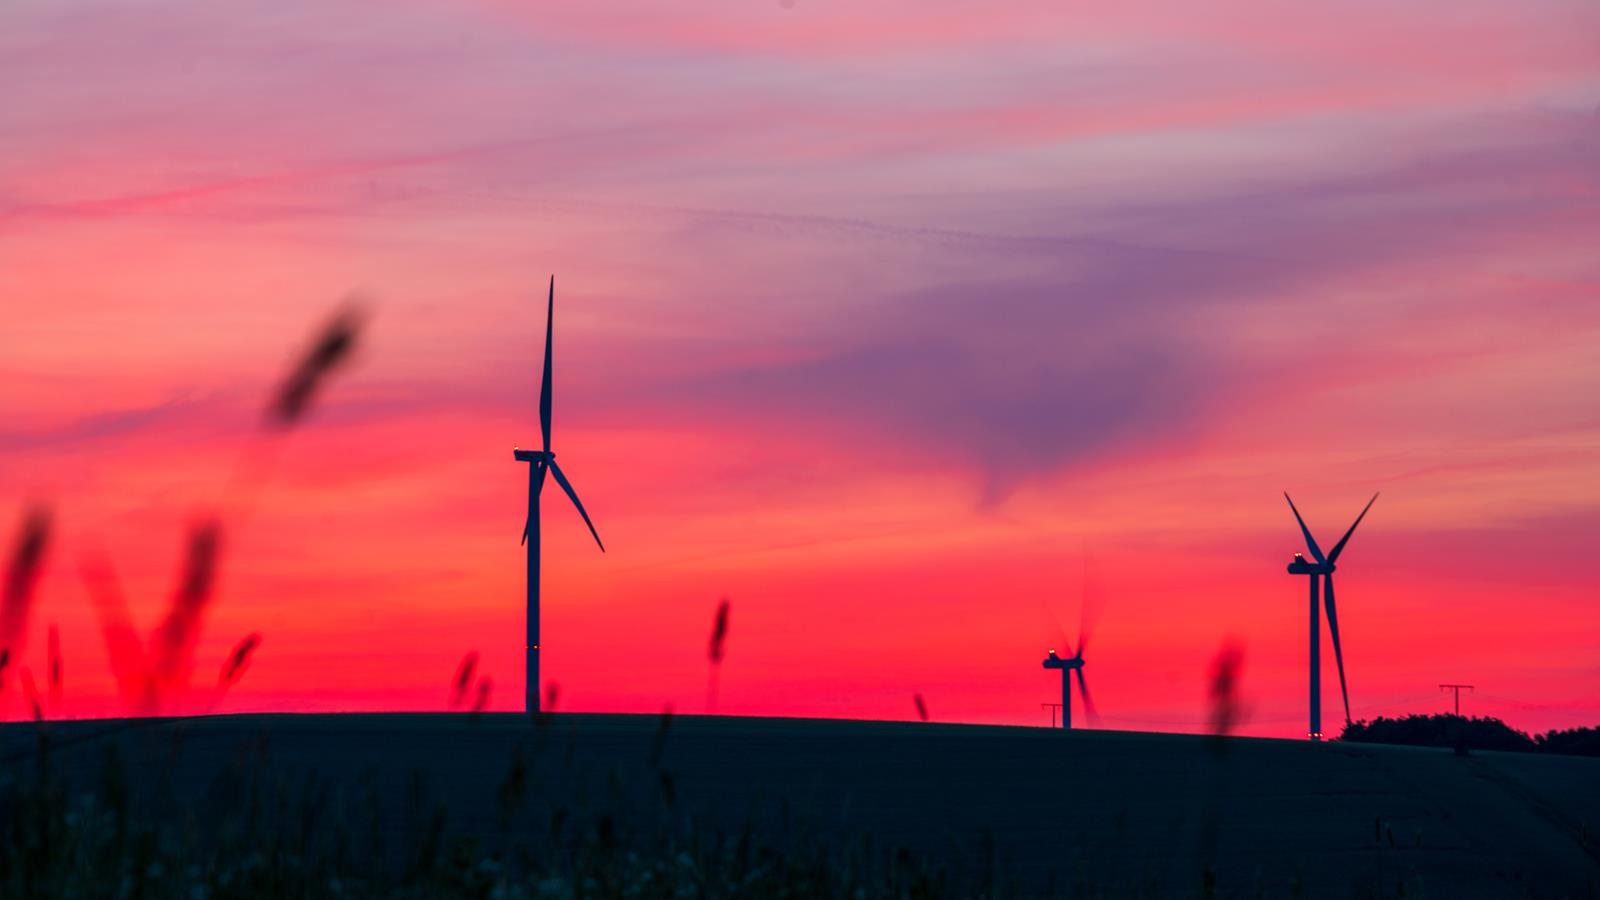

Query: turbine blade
[1075,668,1099,724]
[1324,572,1352,725]
[521,459,550,545]
[1040,591,1070,657]
[540,276,554,454]
[549,460,604,552]
[1326,492,1379,564]
[1284,493,1325,563]
[1076,550,1094,659]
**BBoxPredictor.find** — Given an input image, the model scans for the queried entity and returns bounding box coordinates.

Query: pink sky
[2,0,1597,736]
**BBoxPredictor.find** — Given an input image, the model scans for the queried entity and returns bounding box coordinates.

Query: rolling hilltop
[4,713,1597,897]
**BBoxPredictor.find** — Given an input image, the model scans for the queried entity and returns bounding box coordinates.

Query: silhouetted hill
[3,714,1598,898]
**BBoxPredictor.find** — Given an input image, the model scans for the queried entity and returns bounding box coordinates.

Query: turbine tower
[1284,491,1377,741]
[1041,638,1095,730]
[514,277,604,714]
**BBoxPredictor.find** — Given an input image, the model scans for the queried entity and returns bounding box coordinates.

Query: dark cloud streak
[618,133,1598,499]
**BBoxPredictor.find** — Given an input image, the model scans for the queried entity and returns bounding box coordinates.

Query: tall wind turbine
[1041,637,1095,730]
[514,277,604,714]
[1284,492,1377,740]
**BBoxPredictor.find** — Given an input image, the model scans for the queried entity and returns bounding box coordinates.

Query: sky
[2,0,1597,737]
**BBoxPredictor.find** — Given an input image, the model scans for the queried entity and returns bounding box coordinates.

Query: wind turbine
[1041,637,1095,730]
[514,276,604,714]
[1284,491,1377,740]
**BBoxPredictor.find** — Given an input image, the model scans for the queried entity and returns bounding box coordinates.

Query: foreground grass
[11,713,1590,898]
[0,724,969,899]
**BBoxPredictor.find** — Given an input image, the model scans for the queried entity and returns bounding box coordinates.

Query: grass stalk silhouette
[60,301,367,719]
[45,625,61,714]
[146,519,224,711]
[218,633,261,688]
[18,667,43,722]
[707,598,729,713]
[1,507,50,668]
[450,651,479,710]
[265,301,367,430]
[208,633,262,713]
[1207,640,1245,743]
[470,678,492,716]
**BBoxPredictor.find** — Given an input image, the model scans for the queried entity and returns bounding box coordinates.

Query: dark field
[3,713,1597,897]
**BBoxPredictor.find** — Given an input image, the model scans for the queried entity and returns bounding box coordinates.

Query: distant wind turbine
[1042,632,1096,730]
[1284,492,1377,741]
[514,277,604,714]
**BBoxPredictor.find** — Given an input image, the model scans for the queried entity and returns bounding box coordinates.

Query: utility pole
[1439,683,1474,716]
[1041,702,1063,728]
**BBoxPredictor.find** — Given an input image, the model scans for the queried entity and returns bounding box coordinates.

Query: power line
[1095,693,1447,729]
[1472,691,1600,712]
[1089,691,1593,733]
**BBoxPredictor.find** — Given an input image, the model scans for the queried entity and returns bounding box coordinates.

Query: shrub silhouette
[1340,714,1536,752]
[1534,725,1600,757]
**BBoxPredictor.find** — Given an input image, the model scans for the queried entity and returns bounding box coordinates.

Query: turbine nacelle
[1042,650,1083,670]
[1042,644,1095,729]
[1286,553,1332,575]
[513,448,554,464]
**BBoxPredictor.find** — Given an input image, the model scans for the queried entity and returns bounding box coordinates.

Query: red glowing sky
[3,0,1598,735]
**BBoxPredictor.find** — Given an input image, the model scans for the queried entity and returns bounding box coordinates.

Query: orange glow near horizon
[2,0,1597,737]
